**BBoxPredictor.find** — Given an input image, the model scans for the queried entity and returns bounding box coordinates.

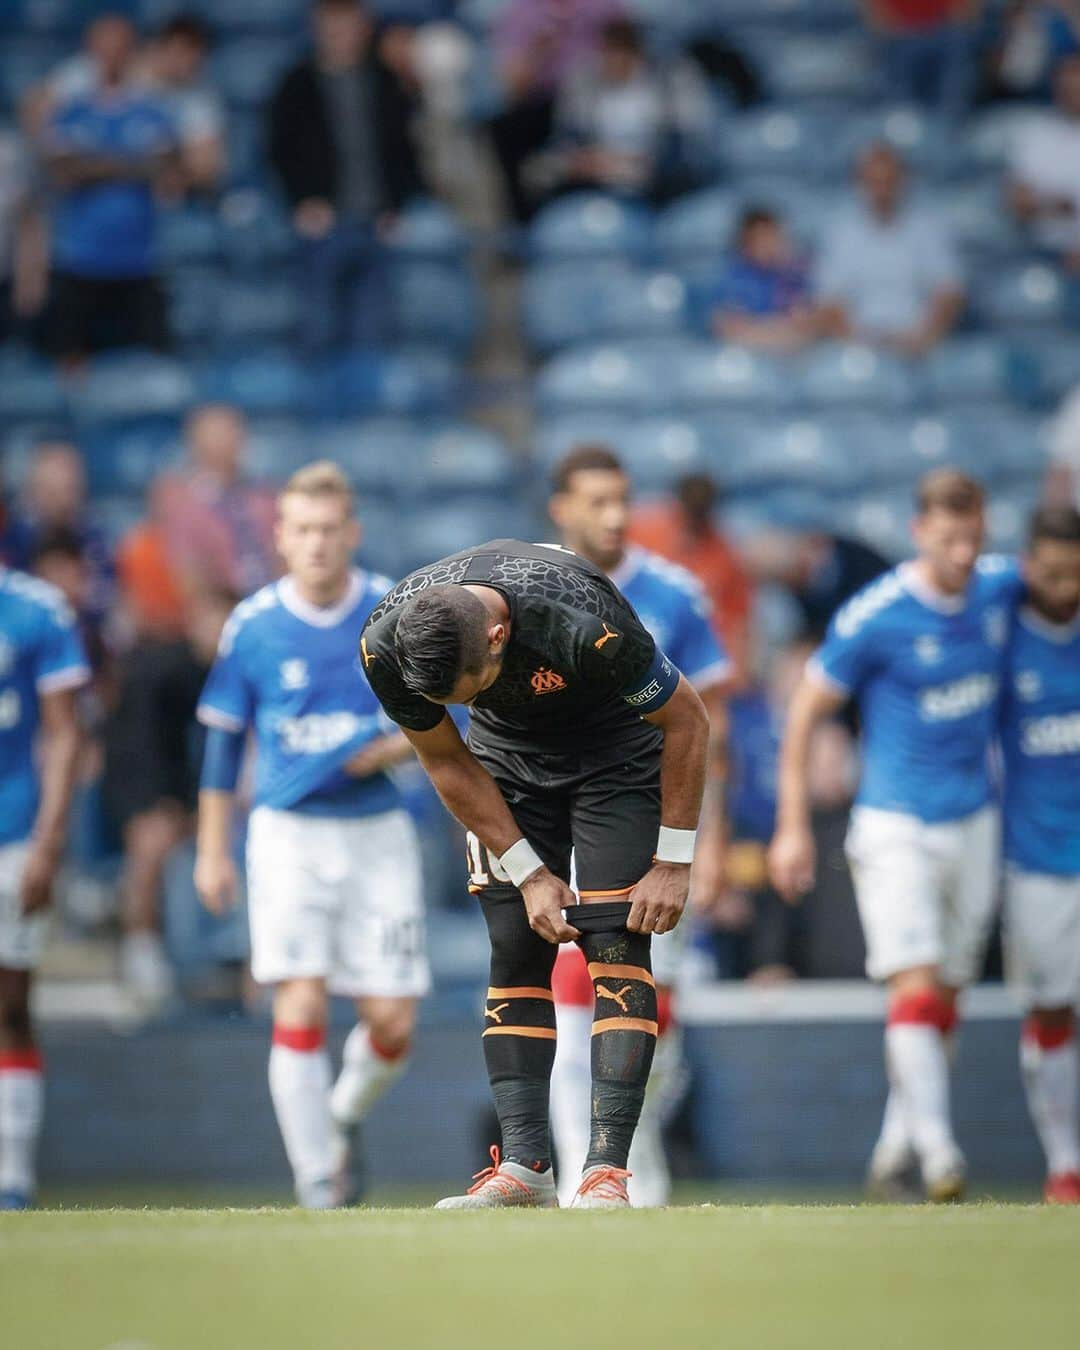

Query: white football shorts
[0,841,47,972]
[245,806,431,998]
[844,803,999,986]
[1004,866,1080,1010]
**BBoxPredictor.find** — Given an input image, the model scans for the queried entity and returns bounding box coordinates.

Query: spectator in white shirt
[1008,52,1080,269]
[814,141,965,355]
[141,16,225,194]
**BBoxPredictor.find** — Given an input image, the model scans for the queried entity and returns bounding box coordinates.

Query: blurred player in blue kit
[0,568,88,1209]
[770,470,1021,1201]
[1000,505,1080,1204]
[194,462,429,1209]
[545,445,731,1206]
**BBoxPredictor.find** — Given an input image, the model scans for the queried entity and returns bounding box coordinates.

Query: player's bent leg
[436,887,559,1210]
[626,984,675,1208]
[1021,1008,1080,1203]
[564,900,658,1210]
[0,969,43,1210]
[268,977,340,1209]
[884,966,965,1202]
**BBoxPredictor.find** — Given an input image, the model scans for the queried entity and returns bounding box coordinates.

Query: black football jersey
[359,540,666,753]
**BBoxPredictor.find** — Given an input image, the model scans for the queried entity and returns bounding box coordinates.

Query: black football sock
[480,891,558,1172]
[567,904,657,1173]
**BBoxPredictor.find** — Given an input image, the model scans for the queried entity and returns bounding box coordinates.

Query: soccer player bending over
[359,539,710,1208]
[195,464,429,1209]
[1000,506,1080,1204]
[0,567,88,1209]
[769,471,1021,1202]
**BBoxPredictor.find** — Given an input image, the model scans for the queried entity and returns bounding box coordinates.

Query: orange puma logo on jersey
[595,983,633,1013]
[530,667,567,695]
[594,623,620,650]
[360,637,376,669]
[484,1002,510,1025]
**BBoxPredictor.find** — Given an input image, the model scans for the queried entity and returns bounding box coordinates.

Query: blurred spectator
[24,12,136,135]
[268,0,423,352]
[140,16,225,195]
[1047,380,1080,506]
[41,16,178,362]
[155,405,279,603]
[490,0,622,222]
[30,526,111,686]
[862,0,981,117]
[532,19,714,201]
[743,529,891,642]
[4,442,115,638]
[703,207,815,352]
[815,142,965,355]
[1008,52,1080,269]
[982,1,1080,103]
[629,474,753,689]
[0,128,47,343]
[116,481,189,641]
[103,588,233,1009]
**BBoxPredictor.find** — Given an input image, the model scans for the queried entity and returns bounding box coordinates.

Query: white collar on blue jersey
[607,546,644,592]
[898,561,967,615]
[277,569,363,628]
[1019,604,1080,644]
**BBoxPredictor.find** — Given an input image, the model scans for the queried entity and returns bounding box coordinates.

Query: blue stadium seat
[798,343,916,409]
[167,267,222,346]
[0,39,66,110]
[390,199,470,262]
[654,188,738,266]
[731,177,839,251]
[244,417,307,483]
[526,194,654,263]
[923,336,1019,407]
[418,424,518,499]
[217,277,299,344]
[721,108,827,180]
[387,262,480,350]
[355,504,406,579]
[843,491,916,560]
[615,417,709,493]
[198,350,312,417]
[753,34,876,103]
[987,484,1043,552]
[524,263,687,353]
[218,189,294,271]
[224,112,267,187]
[1,422,73,493]
[958,106,1035,177]
[948,408,1049,484]
[94,493,147,547]
[535,342,673,415]
[81,417,181,496]
[532,413,635,472]
[317,348,459,419]
[973,262,1068,329]
[400,501,534,573]
[212,37,299,108]
[0,348,67,422]
[736,418,863,494]
[1,0,85,35]
[313,418,423,501]
[672,343,795,412]
[1015,332,1080,405]
[158,205,221,270]
[71,352,196,424]
[936,179,1024,258]
[827,105,957,181]
[187,0,307,31]
[825,413,976,488]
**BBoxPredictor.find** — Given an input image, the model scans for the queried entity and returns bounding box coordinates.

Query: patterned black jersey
[359,540,677,754]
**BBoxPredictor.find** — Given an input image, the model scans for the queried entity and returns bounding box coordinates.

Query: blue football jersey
[0,568,90,846]
[811,556,1022,823]
[611,546,731,690]
[1000,608,1080,876]
[197,570,400,817]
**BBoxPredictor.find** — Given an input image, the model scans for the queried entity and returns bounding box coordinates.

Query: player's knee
[364,1000,416,1056]
[888,965,941,997]
[273,979,328,1029]
[482,894,557,988]
[1025,1007,1075,1047]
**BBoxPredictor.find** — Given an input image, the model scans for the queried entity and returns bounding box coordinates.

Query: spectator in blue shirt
[42,15,178,362]
[705,207,816,352]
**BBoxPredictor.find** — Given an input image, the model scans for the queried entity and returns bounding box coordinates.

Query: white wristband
[655,826,696,865]
[498,838,545,889]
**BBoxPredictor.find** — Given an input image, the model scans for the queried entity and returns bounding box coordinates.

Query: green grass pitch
[2,1203,1077,1350]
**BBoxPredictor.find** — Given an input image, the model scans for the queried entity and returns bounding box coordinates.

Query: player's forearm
[413,746,526,857]
[196,790,233,860]
[32,716,81,861]
[775,679,821,832]
[649,678,710,830]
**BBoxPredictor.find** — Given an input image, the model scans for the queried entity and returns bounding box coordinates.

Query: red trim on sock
[940,1000,958,1037]
[0,1048,43,1072]
[551,945,594,1008]
[369,1034,409,1062]
[888,989,954,1034]
[656,987,674,1037]
[1023,1017,1075,1052]
[271,1025,325,1052]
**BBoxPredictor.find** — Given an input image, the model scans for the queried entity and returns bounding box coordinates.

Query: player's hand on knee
[627,863,689,936]
[19,846,58,916]
[767,825,816,904]
[194,851,239,916]
[520,869,581,944]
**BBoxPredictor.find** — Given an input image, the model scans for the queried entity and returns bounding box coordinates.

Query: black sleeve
[566,600,657,693]
[359,621,445,734]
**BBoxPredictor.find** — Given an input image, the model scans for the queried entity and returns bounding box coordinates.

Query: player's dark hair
[600,19,643,53]
[394,585,492,700]
[159,15,210,47]
[915,468,984,517]
[676,473,720,526]
[551,444,625,494]
[736,206,779,243]
[1029,503,1080,548]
